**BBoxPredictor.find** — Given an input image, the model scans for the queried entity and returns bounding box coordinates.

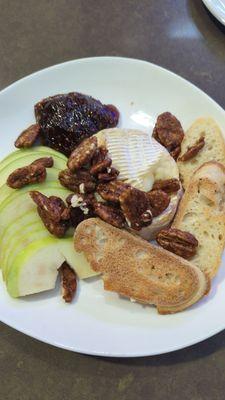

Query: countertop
[0,1,225,399]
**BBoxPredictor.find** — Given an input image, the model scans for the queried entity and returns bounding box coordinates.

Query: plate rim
[202,0,225,25]
[0,56,224,116]
[0,56,225,357]
[1,312,223,358]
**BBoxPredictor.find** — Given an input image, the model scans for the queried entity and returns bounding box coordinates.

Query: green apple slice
[0,146,67,170]
[0,167,62,205]
[1,219,43,262]
[6,237,65,297]
[0,185,70,235]
[0,210,39,253]
[0,184,71,252]
[1,222,48,280]
[0,168,60,198]
[0,155,65,187]
[4,230,50,281]
[59,238,98,279]
[0,180,68,213]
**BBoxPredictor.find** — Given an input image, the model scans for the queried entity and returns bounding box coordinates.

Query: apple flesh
[6,237,66,297]
[0,146,66,171]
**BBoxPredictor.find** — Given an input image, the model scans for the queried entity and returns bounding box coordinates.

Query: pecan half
[97,180,130,203]
[152,179,180,194]
[179,137,205,162]
[14,123,40,148]
[31,157,54,168]
[90,157,112,175]
[59,169,96,194]
[7,164,46,189]
[67,136,97,171]
[58,262,77,303]
[156,228,198,259]
[97,167,119,182]
[147,190,170,217]
[30,191,71,237]
[93,202,126,228]
[152,112,184,159]
[119,187,152,230]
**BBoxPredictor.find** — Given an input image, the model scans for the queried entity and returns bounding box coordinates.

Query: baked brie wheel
[95,128,182,240]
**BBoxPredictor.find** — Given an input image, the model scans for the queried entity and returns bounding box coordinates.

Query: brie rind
[95,128,182,240]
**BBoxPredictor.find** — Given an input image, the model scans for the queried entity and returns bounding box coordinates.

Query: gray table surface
[0,1,225,399]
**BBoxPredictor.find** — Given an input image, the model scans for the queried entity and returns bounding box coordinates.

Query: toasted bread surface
[74,218,209,314]
[178,118,225,189]
[173,161,225,278]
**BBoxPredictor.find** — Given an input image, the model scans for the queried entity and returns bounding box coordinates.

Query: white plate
[0,57,225,357]
[202,0,225,25]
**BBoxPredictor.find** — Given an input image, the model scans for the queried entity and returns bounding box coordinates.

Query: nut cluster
[58,136,179,231]
[29,191,71,237]
[7,157,53,189]
[8,133,182,238]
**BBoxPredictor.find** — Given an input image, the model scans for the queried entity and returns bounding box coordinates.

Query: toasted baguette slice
[74,218,209,314]
[173,161,225,278]
[178,118,225,189]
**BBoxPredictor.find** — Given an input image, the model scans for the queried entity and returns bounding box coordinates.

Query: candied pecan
[30,192,66,222]
[29,191,70,237]
[58,262,77,303]
[90,157,112,175]
[97,180,130,203]
[7,164,46,189]
[31,157,54,168]
[119,187,152,230]
[97,167,119,182]
[156,228,198,259]
[59,169,79,192]
[152,178,180,194]
[38,207,68,236]
[147,190,170,217]
[59,169,96,193]
[14,123,40,148]
[170,145,181,161]
[179,137,205,162]
[152,112,184,157]
[67,136,97,171]
[93,202,126,228]
[48,196,70,221]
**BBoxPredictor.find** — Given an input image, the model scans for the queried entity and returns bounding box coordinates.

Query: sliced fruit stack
[0,146,95,298]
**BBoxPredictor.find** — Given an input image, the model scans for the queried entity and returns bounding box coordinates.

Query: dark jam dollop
[35,92,119,156]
